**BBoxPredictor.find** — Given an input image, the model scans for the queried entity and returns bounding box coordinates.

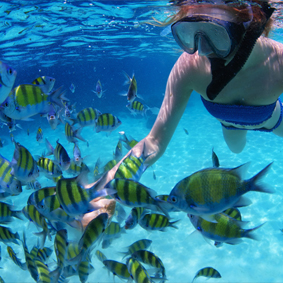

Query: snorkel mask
[170,0,275,100]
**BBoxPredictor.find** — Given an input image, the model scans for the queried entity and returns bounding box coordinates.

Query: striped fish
[0,225,20,245]
[7,246,27,270]
[30,246,39,260]
[0,154,22,195]
[132,250,166,278]
[36,127,44,143]
[65,122,87,144]
[56,174,111,216]
[92,80,105,98]
[103,260,132,280]
[93,157,101,180]
[126,257,153,283]
[34,258,51,283]
[103,159,118,174]
[105,178,169,217]
[95,250,107,263]
[27,186,56,207]
[122,72,138,103]
[121,239,152,258]
[119,133,139,150]
[78,260,95,283]
[0,201,22,223]
[66,160,89,177]
[0,61,17,104]
[22,231,38,281]
[126,100,147,116]
[2,84,67,120]
[103,221,125,240]
[189,213,264,245]
[95,113,121,135]
[37,157,62,179]
[139,213,179,232]
[45,139,71,171]
[125,207,147,230]
[114,145,153,181]
[54,229,68,271]
[37,247,53,262]
[77,213,108,262]
[10,141,39,183]
[168,162,273,215]
[32,76,55,93]
[22,204,51,246]
[76,107,101,128]
[192,267,221,283]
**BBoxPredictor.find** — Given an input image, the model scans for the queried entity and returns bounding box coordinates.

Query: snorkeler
[96,0,283,188]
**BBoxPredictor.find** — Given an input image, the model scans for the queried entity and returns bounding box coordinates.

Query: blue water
[1,1,283,282]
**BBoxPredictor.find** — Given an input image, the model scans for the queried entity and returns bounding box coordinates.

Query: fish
[167,162,274,215]
[10,141,39,183]
[37,156,62,179]
[113,140,123,161]
[46,105,62,130]
[212,147,220,168]
[66,160,89,176]
[139,213,179,232]
[2,118,22,133]
[77,212,108,262]
[45,139,71,171]
[69,83,75,93]
[0,154,22,195]
[153,171,156,180]
[54,229,68,271]
[126,257,153,283]
[155,194,180,212]
[93,157,101,180]
[95,250,107,263]
[119,132,139,150]
[188,213,264,245]
[126,100,148,116]
[36,127,44,143]
[22,204,51,246]
[7,246,27,270]
[121,72,138,103]
[103,221,126,240]
[34,258,62,283]
[114,144,153,181]
[121,239,152,258]
[32,76,56,93]
[0,61,17,104]
[27,186,56,207]
[36,247,53,262]
[78,260,95,283]
[125,207,147,230]
[56,173,112,216]
[73,142,82,165]
[0,225,20,245]
[0,201,23,223]
[131,250,166,279]
[103,260,132,280]
[183,128,189,135]
[92,80,106,98]
[103,159,118,173]
[65,122,87,144]
[2,85,67,120]
[192,267,221,283]
[105,178,169,217]
[75,107,101,128]
[96,113,122,135]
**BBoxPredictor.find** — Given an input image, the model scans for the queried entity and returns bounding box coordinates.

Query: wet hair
[155,1,273,36]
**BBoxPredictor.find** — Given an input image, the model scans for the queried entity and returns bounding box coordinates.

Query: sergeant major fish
[96,113,122,136]
[121,72,138,103]
[92,80,106,98]
[0,61,17,104]
[167,162,274,215]
[32,76,55,93]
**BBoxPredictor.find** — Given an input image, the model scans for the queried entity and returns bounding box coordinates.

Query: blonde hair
[154,1,273,37]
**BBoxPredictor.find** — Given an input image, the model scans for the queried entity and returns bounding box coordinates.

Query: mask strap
[206,3,275,101]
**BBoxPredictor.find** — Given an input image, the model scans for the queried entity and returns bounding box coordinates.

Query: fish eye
[7,68,13,75]
[4,102,8,107]
[170,196,177,203]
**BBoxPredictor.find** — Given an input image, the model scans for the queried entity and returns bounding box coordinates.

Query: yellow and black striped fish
[54,229,68,271]
[125,207,146,230]
[78,260,95,283]
[121,239,152,258]
[27,186,56,207]
[126,100,147,116]
[37,247,53,262]
[37,157,62,179]
[131,250,166,279]
[103,260,132,280]
[126,257,152,283]
[65,122,87,144]
[66,160,89,177]
[0,201,22,223]
[119,133,139,150]
[95,250,107,263]
[0,225,20,245]
[0,154,22,195]
[139,213,179,232]
[76,107,101,128]
[95,113,122,134]
[11,141,39,183]
[32,76,55,93]
[104,221,125,240]
[7,246,27,270]
[192,267,221,283]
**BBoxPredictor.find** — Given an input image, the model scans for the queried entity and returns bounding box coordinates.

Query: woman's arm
[95,53,194,188]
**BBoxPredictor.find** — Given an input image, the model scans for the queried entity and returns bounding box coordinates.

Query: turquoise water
[1,1,283,282]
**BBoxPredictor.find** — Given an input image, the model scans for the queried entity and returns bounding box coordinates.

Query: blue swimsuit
[201,96,283,132]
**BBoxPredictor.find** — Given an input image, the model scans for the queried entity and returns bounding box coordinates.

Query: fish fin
[50,86,68,108]
[45,138,54,156]
[169,219,180,229]
[225,238,243,245]
[247,162,275,194]
[233,196,252,208]
[243,222,265,241]
[155,199,171,219]
[201,214,218,223]
[229,162,251,179]
[74,127,87,143]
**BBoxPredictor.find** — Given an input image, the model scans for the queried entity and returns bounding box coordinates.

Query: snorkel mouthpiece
[206,2,275,100]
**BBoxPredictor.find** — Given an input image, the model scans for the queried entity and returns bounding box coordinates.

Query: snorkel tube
[206,2,275,100]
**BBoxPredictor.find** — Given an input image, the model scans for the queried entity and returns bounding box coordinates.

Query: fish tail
[247,162,275,193]
[45,138,54,156]
[169,219,180,229]
[50,86,68,108]
[12,210,24,220]
[74,127,87,143]
[243,222,265,241]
